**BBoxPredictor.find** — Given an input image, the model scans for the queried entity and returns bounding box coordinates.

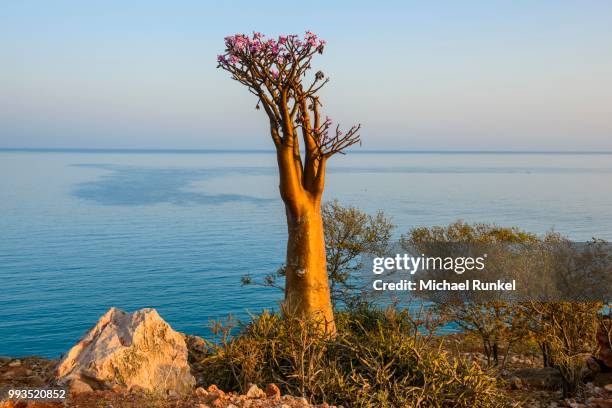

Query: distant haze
[1,1,611,150]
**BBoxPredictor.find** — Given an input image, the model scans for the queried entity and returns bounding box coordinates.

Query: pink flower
[239,42,248,52]
[220,32,328,67]
[317,39,326,54]
[270,69,279,79]
[305,31,319,46]
[227,34,249,52]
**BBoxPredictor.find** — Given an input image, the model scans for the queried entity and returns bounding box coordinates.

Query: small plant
[197,306,510,407]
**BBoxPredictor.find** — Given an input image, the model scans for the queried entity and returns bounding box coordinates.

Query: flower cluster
[217,31,361,157]
[217,31,326,71]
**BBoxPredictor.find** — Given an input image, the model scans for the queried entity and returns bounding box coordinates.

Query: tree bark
[273,140,336,333]
[284,204,336,333]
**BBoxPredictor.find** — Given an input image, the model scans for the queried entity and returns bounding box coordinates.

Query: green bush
[196,307,509,407]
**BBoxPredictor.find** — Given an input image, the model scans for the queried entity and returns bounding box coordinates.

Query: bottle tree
[217,31,360,333]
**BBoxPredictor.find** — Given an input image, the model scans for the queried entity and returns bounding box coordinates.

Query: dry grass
[196,306,511,407]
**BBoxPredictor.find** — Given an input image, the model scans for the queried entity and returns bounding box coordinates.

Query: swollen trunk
[284,206,336,333]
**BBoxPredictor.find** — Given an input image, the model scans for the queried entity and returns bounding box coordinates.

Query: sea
[1,149,611,358]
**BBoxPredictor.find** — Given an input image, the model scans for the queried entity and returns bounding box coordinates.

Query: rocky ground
[440,333,612,407]
[0,308,340,408]
[0,359,333,408]
[463,352,612,407]
[2,352,612,407]
[2,308,611,407]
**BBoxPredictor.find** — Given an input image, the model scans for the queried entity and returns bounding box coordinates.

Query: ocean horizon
[2,147,612,154]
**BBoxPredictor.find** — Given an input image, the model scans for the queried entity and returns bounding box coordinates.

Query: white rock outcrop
[56,307,195,394]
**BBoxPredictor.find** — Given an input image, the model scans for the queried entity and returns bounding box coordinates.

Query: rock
[514,367,563,389]
[185,334,208,357]
[69,378,94,394]
[204,384,225,404]
[586,357,602,377]
[564,400,584,408]
[0,402,27,408]
[211,399,225,408]
[111,383,125,393]
[598,319,612,369]
[207,384,225,397]
[266,383,281,398]
[590,399,612,408]
[245,383,266,399]
[8,360,21,367]
[605,384,612,392]
[196,386,209,397]
[1,367,25,380]
[509,376,523,390]
[55,307,195,395]
[128,384,145,394]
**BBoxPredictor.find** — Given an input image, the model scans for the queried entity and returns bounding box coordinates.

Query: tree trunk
[540,341,553,367]
[492,341,499,366]
[283,203,336,334]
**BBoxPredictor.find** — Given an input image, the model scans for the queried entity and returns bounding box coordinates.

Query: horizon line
[1,147,612,155]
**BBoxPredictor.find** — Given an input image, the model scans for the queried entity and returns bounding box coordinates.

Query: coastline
[2,307,611,408]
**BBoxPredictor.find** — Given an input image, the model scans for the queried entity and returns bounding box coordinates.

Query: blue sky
[1,1,611,150]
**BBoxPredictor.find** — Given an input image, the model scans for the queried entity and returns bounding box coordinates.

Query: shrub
[403,221,538,368]
[522,301,603,398]
[197,306,510,407]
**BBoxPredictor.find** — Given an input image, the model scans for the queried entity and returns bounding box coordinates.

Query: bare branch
[217,31,358,200]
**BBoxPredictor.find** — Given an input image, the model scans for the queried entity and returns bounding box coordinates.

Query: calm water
[1,150,611,358]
